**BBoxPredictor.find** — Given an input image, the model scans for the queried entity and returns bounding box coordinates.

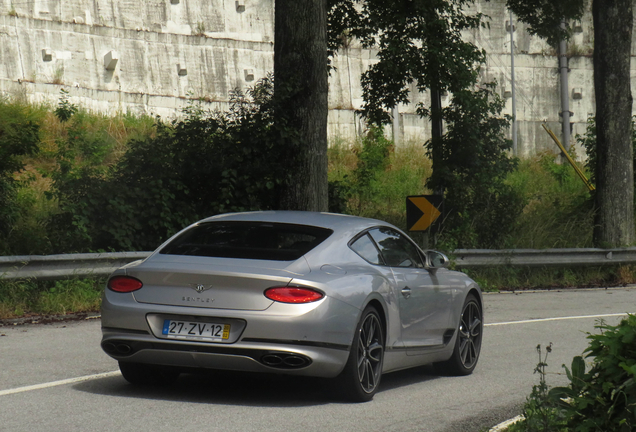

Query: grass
[328,137,431,230]
[505,153,594,249]
[0,278,104,319]
[463,265,636,292]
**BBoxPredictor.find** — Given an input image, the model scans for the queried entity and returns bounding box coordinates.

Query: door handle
[401,287,411,298]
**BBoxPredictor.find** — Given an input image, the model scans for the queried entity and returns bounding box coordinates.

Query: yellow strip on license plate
[162,320,230,340]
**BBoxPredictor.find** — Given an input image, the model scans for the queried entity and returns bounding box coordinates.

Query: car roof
[199,211,393,234]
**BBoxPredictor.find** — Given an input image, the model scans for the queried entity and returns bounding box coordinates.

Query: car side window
[350,233,384,265]
[368,228,424,268]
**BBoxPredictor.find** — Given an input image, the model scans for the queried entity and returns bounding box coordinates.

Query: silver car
[101,211,483,401]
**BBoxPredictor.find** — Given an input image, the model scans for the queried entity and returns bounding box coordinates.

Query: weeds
[194,21,206,36]
[0,278,104,319]
[463,265,636,292]
[511,316,636,431]
[508,343,567,432]
[51,67,64,85]
[327,135,431,230]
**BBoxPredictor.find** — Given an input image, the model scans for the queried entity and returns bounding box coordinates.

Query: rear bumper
[101,328,350,377]
[100,290,359,378]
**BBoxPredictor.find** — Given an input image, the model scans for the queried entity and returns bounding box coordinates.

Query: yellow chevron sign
[406,195,443,232]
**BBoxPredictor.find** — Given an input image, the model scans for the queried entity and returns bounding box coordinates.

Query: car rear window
[160,221,333,261]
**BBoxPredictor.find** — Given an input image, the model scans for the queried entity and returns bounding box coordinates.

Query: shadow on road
[73,364,440,407]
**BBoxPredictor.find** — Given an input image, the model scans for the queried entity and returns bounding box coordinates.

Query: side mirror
[425,251,450,269]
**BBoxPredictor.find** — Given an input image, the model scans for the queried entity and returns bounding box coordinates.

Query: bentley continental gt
[100,211,483,402]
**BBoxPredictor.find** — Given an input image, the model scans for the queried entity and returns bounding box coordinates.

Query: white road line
[485,312,632,327]
[0,371,120,397]
[1,312,632,397]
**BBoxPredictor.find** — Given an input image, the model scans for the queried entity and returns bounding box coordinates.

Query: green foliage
[505,0,585,46]
[50,76,291,252]
[54,89,78,123]
[0,278,103,319]
[578,115,636,200]
[506,153,594,249]
[348,127,393,212]
[329,1,520,249]
[329,0,486,124]
[0,98,41,251]
[464,265,636,292]
[510,318,636,432]
[509,343,568,432]
[35,278,102,315]
[327,135,430,229]
[550,316,636,432]
[429,84,523,249]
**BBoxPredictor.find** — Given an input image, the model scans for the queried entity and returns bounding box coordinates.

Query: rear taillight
[107,276,143,293]
[264,287,324,304]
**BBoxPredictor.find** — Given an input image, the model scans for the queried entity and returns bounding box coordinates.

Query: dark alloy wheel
[436,294,482,376]
[339,306,385,402]
[119,361,180,386]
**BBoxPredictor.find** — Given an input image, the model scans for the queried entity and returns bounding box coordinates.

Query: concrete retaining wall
[0,0,627,159]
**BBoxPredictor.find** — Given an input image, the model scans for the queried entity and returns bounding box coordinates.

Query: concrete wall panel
[0,0,634,159]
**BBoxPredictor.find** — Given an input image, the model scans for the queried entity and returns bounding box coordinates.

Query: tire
[436,293,483,376]
[338,306,385,402]
[118,361,180,386]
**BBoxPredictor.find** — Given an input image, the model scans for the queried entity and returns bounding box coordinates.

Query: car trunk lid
[128,255,308,311]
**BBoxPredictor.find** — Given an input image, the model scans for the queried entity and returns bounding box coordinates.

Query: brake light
[108,276,143,293]
[264,287,324,303]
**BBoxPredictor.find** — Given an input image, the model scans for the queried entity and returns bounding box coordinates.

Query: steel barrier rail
[3,248,636,280]
[453,247,636,267]
[0,252,151,280]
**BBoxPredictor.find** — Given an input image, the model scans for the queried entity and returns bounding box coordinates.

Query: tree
[274,0,329,211]
[592,0,634,247]
[507,0,635,247]
[329,0,521,247]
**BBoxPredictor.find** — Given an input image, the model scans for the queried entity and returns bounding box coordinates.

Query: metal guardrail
[453,248,636,267]
[0,252,151,280]
[2,248,636,280]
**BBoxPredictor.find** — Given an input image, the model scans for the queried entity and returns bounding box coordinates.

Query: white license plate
[162,320,230,341]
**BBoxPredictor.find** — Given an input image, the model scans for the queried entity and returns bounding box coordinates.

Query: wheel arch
[364,298,388,345]
[467,286,483,318]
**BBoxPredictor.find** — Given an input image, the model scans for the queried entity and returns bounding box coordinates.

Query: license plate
[162,320,230,341]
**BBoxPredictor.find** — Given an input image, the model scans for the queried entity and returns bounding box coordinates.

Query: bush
[550,315,636,431]
[0,98,41,253]
[511,316,636,432]
[50,76,292,252]
[427,84,523,249]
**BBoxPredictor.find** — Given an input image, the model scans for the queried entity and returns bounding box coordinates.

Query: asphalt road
[1,287,634,432]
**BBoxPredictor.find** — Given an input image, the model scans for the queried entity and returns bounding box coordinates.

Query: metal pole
[392,106,400,145]
[431,88,444,196]
[509,10,517,156]
[559,19,571,150]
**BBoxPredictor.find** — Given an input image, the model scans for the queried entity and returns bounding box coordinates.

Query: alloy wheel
[457,300,482,369]
[356,312,384,394]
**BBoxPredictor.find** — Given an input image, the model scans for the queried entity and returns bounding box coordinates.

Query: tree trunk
[593,0,634,247]
[274,0,329,212]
